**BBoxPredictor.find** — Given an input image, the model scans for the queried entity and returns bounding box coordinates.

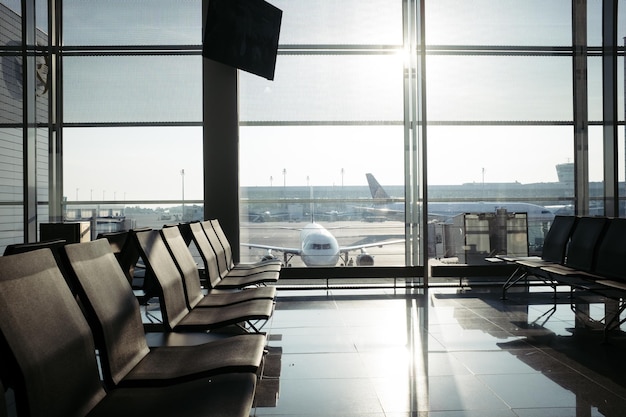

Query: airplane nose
[302,252,340,267]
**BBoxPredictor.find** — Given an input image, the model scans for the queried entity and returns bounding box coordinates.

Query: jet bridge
[439,209,529,264]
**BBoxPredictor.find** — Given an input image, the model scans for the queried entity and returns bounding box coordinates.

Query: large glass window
[3,0,624,276]
[238,0,409,270]
[60,0,204,237]
[0,0,51,251]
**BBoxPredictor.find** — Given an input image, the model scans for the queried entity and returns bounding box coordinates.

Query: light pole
[181,169,185,221]
[341,168,344,210]
[282,168,287,213]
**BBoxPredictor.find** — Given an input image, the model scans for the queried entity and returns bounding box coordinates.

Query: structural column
[572,0,589,216]
[202,0,240,261]
[602,0,619,217]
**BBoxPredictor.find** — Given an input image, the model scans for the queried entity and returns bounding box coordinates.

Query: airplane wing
[241,242,301,256]
[338,238,404,266]
[241,242,301,266]
[339,238,404,254]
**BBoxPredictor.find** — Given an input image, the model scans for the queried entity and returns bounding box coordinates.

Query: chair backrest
[188,222,223,289]
[161,226,204,309]
[591,218,626,282]
[176,222,195,246]
[563,216,609,272]
[62,239,151,388]
[96,230,128,254]
[3,239,72,288]
[133,229,191,330]
[97,230,133,284]
[207,219,234,270]
[541,215,578,263]
[0,249,107,417]
[201,221,231,278]
[2,239,66,256]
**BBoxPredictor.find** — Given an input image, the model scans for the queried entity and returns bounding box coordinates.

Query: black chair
[188,222,279,290]
[206,219,282,273]
[62,239,268,389]
[3,238,66,256]
[3,239,73,289]
[0,249,257,417]
[515,215,578,267]
[96,230,133,285]
[501,216,600,300]
[541,216,610,278]
[161,226,276,309]
[98,228,159,305]
[588,218,626,282]
[134,229,274,333]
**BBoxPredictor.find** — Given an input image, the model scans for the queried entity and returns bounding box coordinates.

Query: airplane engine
[356,253,374,266]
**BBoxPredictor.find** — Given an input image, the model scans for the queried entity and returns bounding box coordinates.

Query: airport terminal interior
[2,0,626,416]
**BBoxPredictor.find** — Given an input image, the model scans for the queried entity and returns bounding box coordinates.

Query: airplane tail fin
[366,173,392,201]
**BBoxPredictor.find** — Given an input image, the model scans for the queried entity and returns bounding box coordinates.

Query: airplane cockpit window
[310,243,332,250]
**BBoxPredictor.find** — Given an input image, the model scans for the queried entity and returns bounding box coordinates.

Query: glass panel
[0,127,23,254]
[63,55,202,123]
[426,55,572,122]
[0,205,23,254]
[0,128,23,202]
[428,125,574,188]
[588,0,602,47]
[63,127,203,202]
[36,128,48,202]
[425,0,571,47]
[0,51,23,124]
[35,0,47,35]
[35,51,50,123]
[427,125,574,260]
[271,0,402,45]
[620,0,626,47]
[63,0,201,46]
[588,125,604,214]
[240,54,405,123]
[588,56,603,122]
[239,125,406,267]
[0,1,22,45]
[0,0,20,16]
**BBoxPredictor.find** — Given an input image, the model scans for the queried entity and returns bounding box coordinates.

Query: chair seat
[121,334,266,386]
[173,299,274,332]
[87,373,256,417]
[195,286,277,307]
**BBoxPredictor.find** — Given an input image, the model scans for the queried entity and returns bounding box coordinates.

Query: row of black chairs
[0,220,282,417]
[500,215,626,335]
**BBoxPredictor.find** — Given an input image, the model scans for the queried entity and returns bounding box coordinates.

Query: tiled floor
[254,286,626,417]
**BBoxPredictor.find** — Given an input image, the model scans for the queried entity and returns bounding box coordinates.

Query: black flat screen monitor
[202,0,282,80]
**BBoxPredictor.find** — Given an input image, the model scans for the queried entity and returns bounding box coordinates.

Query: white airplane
[363,173,555,224]
[242,222,404,267]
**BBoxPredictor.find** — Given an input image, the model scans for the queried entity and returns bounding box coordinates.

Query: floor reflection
[253,287,626,416]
